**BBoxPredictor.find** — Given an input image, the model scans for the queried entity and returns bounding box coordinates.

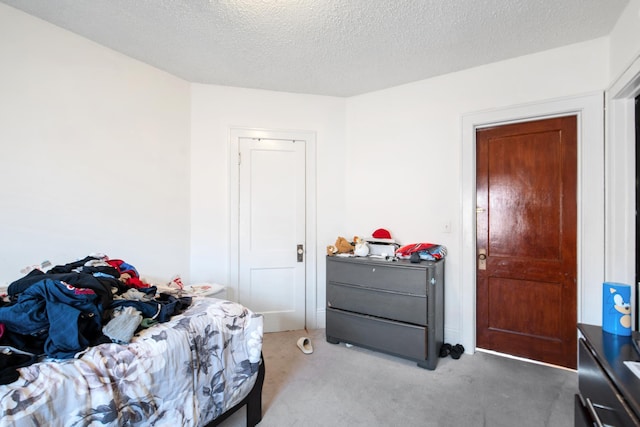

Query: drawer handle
[585,398,604,427]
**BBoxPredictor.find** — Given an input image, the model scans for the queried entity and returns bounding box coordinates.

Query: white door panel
[238,137,306,332]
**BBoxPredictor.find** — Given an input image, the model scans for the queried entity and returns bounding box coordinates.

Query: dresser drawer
[578,338,639,425]
[327,282,427,325]
[326,308,427,360]
[327,258,427,295]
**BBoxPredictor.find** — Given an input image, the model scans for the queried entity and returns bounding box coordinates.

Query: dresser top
[326,255,443,269]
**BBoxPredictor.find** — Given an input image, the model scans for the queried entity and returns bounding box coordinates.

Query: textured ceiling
[0,0,631,97]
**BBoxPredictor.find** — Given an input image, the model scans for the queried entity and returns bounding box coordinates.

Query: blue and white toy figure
[602,282,632,336]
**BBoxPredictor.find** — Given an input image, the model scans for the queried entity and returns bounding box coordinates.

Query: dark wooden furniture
[576,324,640,426]
[326,256,444,370]
[476,117,578,369]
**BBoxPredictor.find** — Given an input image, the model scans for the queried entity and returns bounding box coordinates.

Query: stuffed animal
[353,236,369,257]
[326,236,355,256]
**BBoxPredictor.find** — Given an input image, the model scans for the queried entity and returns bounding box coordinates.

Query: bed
[0,258,264,427]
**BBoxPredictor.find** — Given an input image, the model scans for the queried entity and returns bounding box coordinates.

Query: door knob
[478,248,487,270]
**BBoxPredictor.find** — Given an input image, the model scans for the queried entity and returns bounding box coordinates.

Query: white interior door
[238,137,306,332]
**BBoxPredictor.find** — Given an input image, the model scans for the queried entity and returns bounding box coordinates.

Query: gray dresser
[326,256,444,370]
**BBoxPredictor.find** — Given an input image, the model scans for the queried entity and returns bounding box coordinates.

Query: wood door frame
[606,53,640,329]
[229,127,318,329]
[461,92,605,355]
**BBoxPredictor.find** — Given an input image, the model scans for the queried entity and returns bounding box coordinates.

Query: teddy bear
[326,236,355,256]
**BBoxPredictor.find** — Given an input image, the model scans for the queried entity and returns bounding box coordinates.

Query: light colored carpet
[219,328,577,427]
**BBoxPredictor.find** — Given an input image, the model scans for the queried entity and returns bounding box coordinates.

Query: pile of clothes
[0,254,191,385]
[395,243,448,261]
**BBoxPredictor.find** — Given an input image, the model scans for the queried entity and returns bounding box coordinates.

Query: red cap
[372,228,392,239]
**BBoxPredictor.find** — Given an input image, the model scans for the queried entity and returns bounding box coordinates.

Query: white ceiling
[1,0,631,97]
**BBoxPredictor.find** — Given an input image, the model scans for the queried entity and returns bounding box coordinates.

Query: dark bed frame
[205,354,265,427]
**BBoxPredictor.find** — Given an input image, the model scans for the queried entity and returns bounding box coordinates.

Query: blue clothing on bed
[109,293,192,323]
[0,279,106,359]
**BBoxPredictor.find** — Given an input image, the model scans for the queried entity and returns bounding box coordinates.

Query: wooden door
[238,137,306,332]
[476,116,577,369]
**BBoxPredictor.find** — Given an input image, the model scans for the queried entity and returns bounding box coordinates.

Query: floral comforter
[0,297,263,427]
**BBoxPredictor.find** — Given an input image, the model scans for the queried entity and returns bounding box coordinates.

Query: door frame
[229,127,318,330]
[606,53,640,329]
[460,92,605,354]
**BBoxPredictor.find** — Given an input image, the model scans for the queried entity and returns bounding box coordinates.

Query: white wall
[345,38,610,344]
[2,0,637,345]
[189,84,346,323]
[0,4,192,285]
[605,0,640,317]
[609,0,640,83]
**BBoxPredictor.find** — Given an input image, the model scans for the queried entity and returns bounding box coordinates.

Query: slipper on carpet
[439,343,452,358]
[297,337,313,354]
[450,344,465,360]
